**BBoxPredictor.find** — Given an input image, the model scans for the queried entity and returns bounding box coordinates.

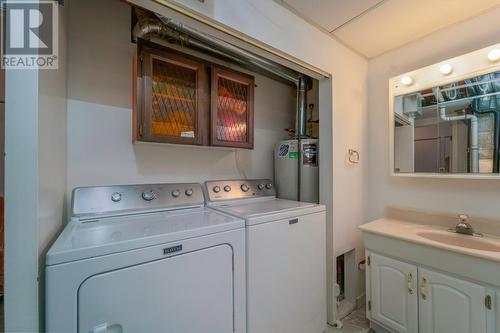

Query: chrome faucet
[455,214,475,235]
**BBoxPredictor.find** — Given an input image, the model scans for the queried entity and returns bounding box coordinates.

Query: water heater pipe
[439,108,479,173]
[298,76,308,138]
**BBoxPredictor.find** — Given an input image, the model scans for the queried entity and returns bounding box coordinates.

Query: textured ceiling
[279,0,500,58]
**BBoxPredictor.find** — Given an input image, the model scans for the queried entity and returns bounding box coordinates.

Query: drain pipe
[439,108,479,173]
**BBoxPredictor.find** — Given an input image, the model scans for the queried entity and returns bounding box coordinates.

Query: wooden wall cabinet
[133,43,209,145]
[211,66,254,149]
[133,41,254,149]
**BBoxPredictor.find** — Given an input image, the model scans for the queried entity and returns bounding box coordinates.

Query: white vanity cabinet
[369,253,418,333]
[490,289,500,333]
[419,268,487,333]
[366,251,494,333]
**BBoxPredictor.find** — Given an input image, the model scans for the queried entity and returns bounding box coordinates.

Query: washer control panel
[72,183,204,219]
[205,179,275,202]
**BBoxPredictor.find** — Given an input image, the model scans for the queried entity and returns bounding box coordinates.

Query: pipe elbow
[133,19,168,40]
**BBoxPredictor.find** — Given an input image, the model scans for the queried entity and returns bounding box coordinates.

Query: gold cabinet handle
[407,273,414,295]
[485,295,492,310]
[420,277,427,300]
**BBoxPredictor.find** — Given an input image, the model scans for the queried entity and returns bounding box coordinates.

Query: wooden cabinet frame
[133,41,209,145]
[211,66,254,149]
[133,41,255,149]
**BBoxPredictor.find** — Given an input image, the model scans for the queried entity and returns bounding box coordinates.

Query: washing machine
[45,183,246,333]
[204,179,327,333]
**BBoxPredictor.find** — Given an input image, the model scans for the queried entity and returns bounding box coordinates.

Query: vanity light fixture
[487,48,500,62]
[400,75,413,86]
[439,63,453,75]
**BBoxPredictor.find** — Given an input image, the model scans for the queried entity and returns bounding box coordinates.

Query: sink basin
[416,231,500,252]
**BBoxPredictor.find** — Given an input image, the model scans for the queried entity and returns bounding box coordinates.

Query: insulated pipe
[132,13,300,84]
[132,17,250,67]
[439,108,479,173]
[155,15,300,85]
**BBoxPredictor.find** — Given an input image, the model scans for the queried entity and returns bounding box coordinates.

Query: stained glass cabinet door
[211,66,254,149]
[138,45,209,145]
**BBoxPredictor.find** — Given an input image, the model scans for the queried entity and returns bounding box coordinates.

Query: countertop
[359,218,500,264]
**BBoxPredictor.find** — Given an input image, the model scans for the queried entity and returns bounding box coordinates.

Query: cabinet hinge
[485,295,492,310]
[368,300,371,311]
[367,256,370,266]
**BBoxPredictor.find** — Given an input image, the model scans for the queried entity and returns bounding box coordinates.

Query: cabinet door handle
[420,277,427,300]
[485,295,492,310]
[407,273,414,295]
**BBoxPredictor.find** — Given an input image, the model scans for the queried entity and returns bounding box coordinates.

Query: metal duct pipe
[440,108,479,173]
[155,15,300,85]
[298,76,308,138]
[133,17,250,67]
[434,88,479,173]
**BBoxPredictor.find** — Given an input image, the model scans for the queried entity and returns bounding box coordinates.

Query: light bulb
[487,49,500,62]
[439,63,453,75]
[401,75,413,86]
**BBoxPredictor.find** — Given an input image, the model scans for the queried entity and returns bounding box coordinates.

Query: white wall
[132,0,368,321]
[66,0,295,191]
[37,2,68,330]
[5,3,68,331]
[367,7,500,222]
[67,0,368,322]
[5,67,40,333]
[38,3,68,256]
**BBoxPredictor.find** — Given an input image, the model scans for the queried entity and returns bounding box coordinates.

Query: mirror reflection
[394,70,500,174]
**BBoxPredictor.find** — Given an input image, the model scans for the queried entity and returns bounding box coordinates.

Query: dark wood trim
[138,41,208,145]
[132,47,138,143]
[210,65,255,149]
[133,40,255,149]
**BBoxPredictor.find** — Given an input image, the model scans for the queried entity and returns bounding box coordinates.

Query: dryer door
[78,244,234,333]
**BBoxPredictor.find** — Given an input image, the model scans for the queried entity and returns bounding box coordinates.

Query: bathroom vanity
[360,210,500,333]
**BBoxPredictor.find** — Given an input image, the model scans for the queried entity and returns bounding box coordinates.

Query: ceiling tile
[282,0,385,32]
[333,0,500,58]
[279,0,500,58]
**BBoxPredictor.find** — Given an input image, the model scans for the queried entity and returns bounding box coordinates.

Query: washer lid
[214,198,325,225]
[46,208,244,265]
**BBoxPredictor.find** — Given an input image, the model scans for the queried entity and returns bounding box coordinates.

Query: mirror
[393,70,500,175]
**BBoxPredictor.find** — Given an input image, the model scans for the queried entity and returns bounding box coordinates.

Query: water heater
[274,139,319,203]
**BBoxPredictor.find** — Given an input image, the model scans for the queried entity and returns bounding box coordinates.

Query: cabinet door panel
[211,66,254,149]
[419,268,486,333]
[495,291,500,333]
[135,42,209,145]
[370,253,418,333]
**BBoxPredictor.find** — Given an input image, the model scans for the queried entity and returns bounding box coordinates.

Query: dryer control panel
[72,183,204,219]
[205,179,276,202]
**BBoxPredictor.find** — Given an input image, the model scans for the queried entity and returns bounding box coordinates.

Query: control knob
[224,185,231,192]
[241,184,250,192]
[265,183,273,189]
[185,189,193,196]
[111,192,122,202]
[171,190,181,198]
[213,186,221,193]
[142,190,156,201]
[257,183,265,190]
